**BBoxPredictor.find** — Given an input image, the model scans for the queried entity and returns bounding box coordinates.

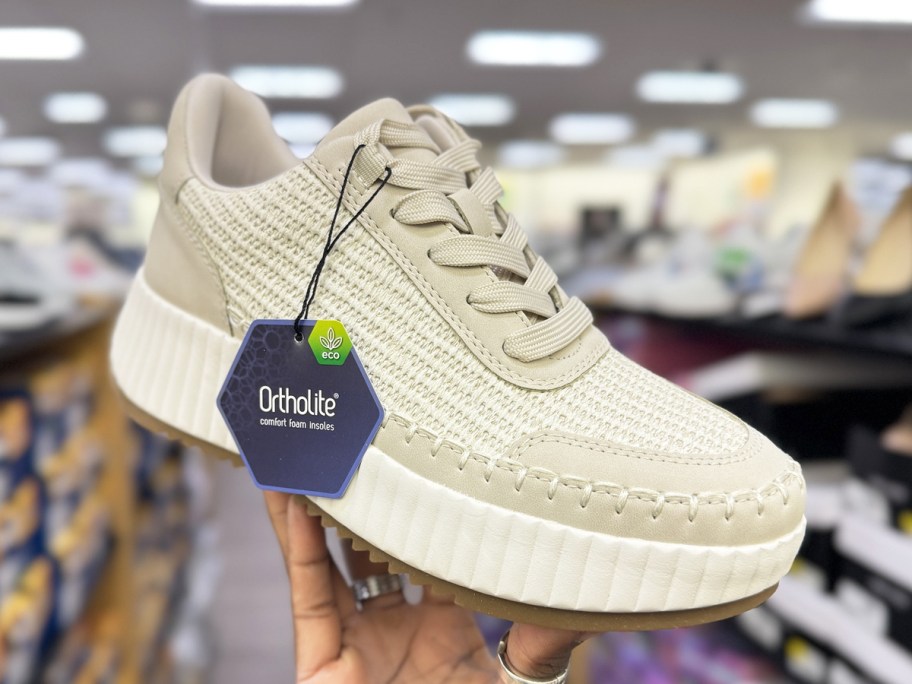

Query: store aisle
[211,460,295,683]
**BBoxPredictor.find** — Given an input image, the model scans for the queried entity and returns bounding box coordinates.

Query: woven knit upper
[178,158,747,459]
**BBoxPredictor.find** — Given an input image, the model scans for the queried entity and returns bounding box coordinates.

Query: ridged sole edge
[114,384,778,631]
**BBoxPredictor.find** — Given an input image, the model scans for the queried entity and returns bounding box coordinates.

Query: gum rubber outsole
[114,381,778,631]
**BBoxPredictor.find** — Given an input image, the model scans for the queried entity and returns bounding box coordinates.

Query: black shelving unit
[591,305,912,361]
[0,303,118,366]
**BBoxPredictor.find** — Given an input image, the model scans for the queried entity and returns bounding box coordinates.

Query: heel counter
[144,201,233,335]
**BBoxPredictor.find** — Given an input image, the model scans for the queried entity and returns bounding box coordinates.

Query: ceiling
[2,0,912,161]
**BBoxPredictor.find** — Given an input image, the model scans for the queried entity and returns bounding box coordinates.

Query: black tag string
[293,144,392,340]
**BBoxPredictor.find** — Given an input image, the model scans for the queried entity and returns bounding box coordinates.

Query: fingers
[263,491,291,558]
[504,624,592,681]
[341,538,407,611]
[420,584,456,607]
[285,495,344,681]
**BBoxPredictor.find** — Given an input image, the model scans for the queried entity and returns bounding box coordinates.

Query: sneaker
[784,182,859,320]
[835,187,912,327]
[110,74,805,629]
[0,242,71,332]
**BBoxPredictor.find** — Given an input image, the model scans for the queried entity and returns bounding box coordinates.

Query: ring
[351,573,403,603]
[496,630,569,684]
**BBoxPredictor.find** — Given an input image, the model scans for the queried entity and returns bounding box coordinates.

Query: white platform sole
[111,270,804,614]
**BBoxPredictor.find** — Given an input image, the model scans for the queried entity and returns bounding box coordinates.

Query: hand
[264,491,594,683]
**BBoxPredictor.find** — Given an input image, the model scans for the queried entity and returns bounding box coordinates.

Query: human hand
[264,491,594,683]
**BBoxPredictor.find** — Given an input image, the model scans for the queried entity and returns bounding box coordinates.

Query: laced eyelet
[389,208,397,220]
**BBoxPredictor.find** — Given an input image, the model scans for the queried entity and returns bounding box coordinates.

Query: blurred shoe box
[834,514,912,652]
[0,558,55,684]
[738,576,912,684]
[845,426,912,535]
[794,463,848,592]
[0,392,33,504]
[0,479,43,605]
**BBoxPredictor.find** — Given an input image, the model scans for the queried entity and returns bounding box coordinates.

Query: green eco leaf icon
[308,320,352,365]
[320,327,343,350]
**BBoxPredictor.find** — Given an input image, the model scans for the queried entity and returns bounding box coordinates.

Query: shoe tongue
[414,111,465,152]
[319,97,438,164]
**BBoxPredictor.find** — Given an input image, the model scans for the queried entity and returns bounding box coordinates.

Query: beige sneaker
[110,74,805,630]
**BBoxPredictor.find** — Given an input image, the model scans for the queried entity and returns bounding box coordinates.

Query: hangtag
[217,320,383,497]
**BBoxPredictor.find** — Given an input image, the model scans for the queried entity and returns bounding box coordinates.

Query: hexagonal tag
[217,320,383,498]
[308,319,352,366]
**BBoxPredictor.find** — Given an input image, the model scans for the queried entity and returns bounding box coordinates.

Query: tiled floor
[210,460,295,683]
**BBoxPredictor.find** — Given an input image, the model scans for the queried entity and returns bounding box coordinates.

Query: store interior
[1,0,912,682]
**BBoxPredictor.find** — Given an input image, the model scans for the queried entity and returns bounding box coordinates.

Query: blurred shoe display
[606,258,666,311]
[578,206,630,267]
[0,397,31,504]
[50,495,111,631]
[0,480,41,605]
[740,226,804,319]
[610,229,737,318]
[882,405,912,457]
[653,269,737,318]
[846,423,912,536]
[0,559,54,684]
[834,513,912,651]
[836,187,912,327]
[787,461,850,594]
[784,182,860,320]
[0,243,71,332]
[28,236,132,301]
[766,575,912,684]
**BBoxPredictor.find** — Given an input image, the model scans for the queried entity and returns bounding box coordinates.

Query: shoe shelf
[0,313,215,684]
[591,306,912,362]
[0,299,121,366]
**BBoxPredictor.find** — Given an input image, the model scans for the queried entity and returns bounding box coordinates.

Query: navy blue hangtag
[217,320,383,498]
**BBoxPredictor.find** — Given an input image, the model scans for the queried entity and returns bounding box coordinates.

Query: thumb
[503,624,591,681]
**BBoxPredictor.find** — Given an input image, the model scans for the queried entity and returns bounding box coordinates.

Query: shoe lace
[352,119,593,363]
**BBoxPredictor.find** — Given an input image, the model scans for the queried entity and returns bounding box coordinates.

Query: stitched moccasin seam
[381,413,804,520]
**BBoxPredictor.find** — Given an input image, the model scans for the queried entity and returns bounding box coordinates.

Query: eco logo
[308,320,352,366]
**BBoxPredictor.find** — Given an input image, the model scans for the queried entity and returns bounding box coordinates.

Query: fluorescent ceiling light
[132,156,164,177]
[637,71,743,104]
[652,128,707,157]
[805,0,912,24]
[44,92,108,123]
[891,133,912,160]
[103,126,167,157]
[230,65,343,98]
[0,169,24,191]
[272,112,333,143]
[498,140,564,169]
[428,94,515,126]
[606,145,665,170]
[467,31,601,67]
[50,158,110,186]
[0,137,61,166]
[750,99,839,128]
[549,113,635,145]
[193,0,357,6]
[0,28,84,60]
